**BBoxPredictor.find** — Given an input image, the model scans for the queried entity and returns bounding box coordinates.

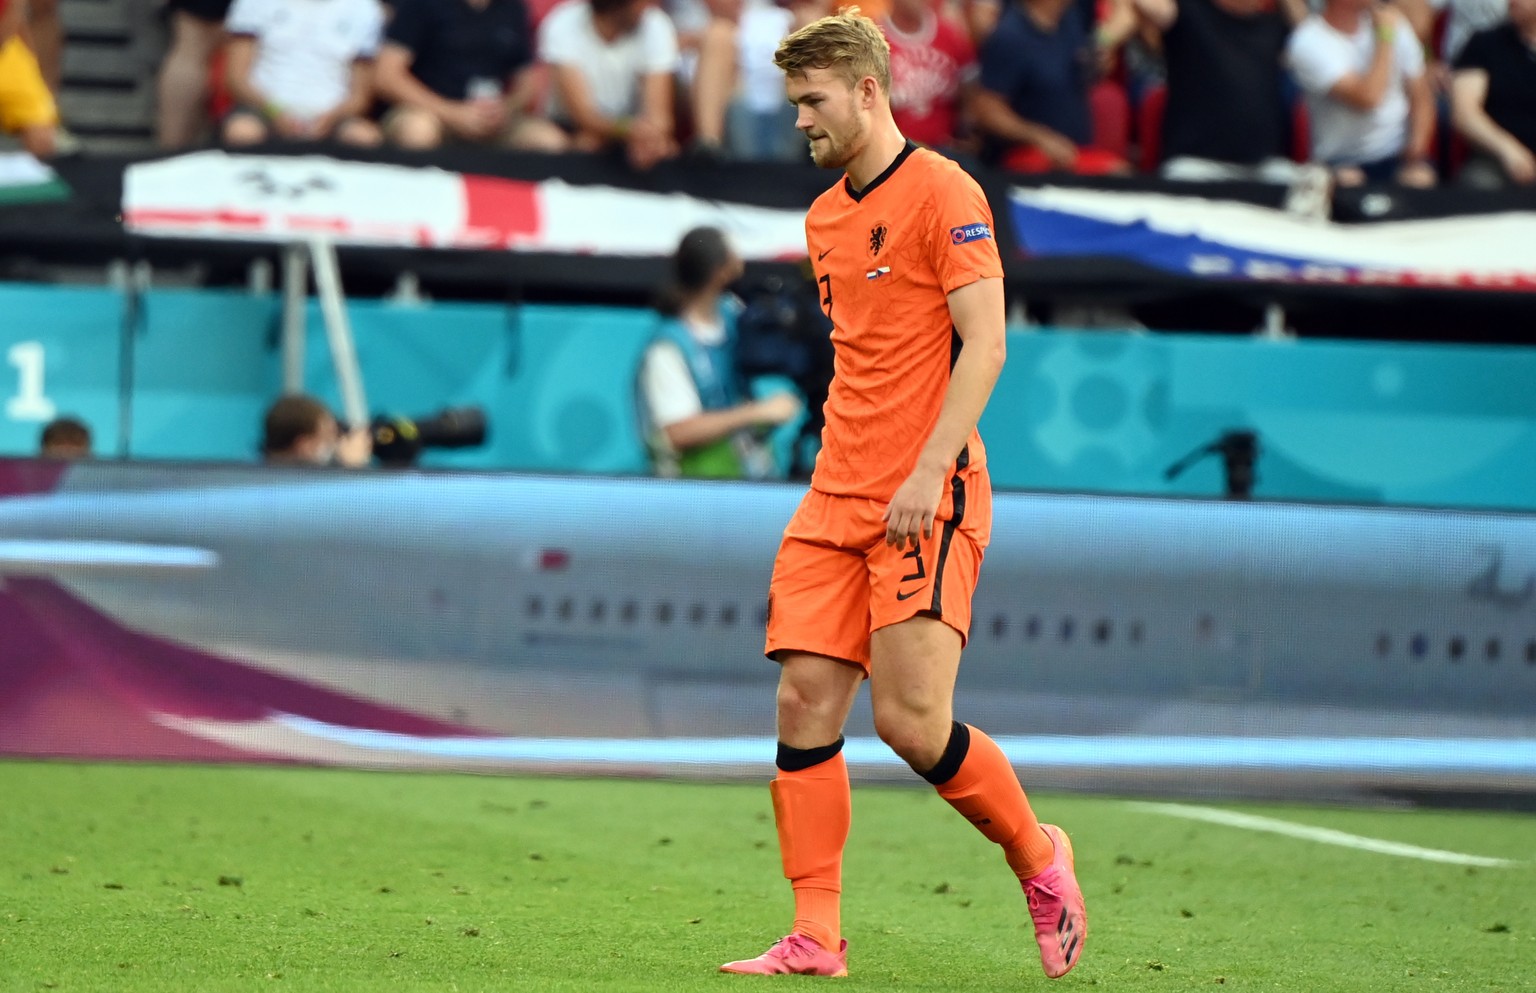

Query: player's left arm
[883,276,1006,547]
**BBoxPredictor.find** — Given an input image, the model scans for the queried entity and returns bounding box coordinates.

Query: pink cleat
[719,933,849,977]
[1022,824,1087,979]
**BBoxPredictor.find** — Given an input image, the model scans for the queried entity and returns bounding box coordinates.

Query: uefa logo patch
[950,223,992,245]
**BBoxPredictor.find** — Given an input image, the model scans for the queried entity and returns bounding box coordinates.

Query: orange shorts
[764,461,992,673]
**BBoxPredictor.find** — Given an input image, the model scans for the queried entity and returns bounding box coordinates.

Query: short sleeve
[352,1,385,59]
[928,168,1004,295]
[384,0,429,53]
[641,341,705,429]
[225,0,269,37]
[1454,29,1493,71]
[538,2,582,66]
[1395,24,1426,79]
[640,8,681,74]
[1285,22,1352,95]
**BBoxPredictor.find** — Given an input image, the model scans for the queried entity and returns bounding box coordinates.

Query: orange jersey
[806,143,1004,501]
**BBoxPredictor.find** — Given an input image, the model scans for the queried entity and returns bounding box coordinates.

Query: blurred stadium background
[0,0,1534,986]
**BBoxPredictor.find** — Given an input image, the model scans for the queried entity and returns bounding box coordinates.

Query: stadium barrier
[6,283,1536,507]
[2,459,1534,800]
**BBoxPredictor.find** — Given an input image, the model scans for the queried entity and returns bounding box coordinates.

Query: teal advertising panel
[0,285,125,457]
[4,283,1536,509]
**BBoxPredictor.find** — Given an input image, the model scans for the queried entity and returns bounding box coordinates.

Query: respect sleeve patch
[949,222,992,245]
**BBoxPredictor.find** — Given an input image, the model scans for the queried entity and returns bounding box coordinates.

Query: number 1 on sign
[6,341,57,421]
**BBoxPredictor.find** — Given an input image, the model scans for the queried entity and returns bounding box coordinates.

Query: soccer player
[718,8,1087,981]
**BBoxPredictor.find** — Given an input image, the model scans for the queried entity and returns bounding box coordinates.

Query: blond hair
[773,7,891,95]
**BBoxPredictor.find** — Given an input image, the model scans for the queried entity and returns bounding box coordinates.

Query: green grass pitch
[1,760,1532,992]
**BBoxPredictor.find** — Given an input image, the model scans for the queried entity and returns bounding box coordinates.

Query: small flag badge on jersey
[866,266,891,280]
[950,223,992,245]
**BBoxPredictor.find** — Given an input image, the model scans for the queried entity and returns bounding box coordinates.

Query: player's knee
[775,678,844,736]
[775,678,820,722]
[873,709,945,769]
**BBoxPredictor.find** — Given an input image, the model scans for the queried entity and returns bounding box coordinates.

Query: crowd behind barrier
[1,0,1533,192]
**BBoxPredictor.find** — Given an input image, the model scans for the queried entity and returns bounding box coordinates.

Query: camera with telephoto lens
[732,272,835,478]
[368,406,488,467]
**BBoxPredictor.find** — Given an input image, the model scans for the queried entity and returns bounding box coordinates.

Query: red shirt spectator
[881,0,977,148]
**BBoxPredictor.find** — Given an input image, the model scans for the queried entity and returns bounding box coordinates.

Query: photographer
[259,394,372,468]
[639,226,802,479]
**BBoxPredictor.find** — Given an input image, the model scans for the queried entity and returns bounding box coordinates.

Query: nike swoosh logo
[817,248,835,261]
[895,589,922,601]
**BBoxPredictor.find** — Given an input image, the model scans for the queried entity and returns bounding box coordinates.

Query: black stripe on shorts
[929,446,968,616]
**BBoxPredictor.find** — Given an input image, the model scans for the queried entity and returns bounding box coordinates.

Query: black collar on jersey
[844,140,919,203]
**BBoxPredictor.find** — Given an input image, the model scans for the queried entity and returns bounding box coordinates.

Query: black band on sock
[776,736,846,772]
[920,721,972,786]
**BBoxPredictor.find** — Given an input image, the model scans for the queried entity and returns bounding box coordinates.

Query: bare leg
[868,614,961,771]
[689,18,737,148]
[220,111,268,146]
[776,651,861,747]
[504,116,570,153]
[156,13,224,149]
[385,106,445,150]
[335,117,383,147]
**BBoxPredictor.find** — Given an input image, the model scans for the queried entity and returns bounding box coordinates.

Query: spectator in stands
[880,0,978,151]
[690,0,804,161]
[1401,0,1506,62]
[971,0,1130,173]
[539,0,682,169]
[156,0,231,149]
[669,0,723,78]
[0,0,58,157]
[1133,0,1306,181]
[960,0,1004,40]
[38,416,90,459]
[376,0,568,152]
[1451,0,1536,186]
[1286,0,1437,186]
[221,0,385,147]
[260,394,372,467]
[639,226,801,479]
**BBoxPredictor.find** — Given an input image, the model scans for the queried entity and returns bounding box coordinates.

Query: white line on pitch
[1130,802,1520,868]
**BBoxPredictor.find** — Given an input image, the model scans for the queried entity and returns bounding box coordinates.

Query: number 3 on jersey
[818,273,833,319]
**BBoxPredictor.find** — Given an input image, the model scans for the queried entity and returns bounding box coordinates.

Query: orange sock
[926,723,1055,881]
[771,740,850,953]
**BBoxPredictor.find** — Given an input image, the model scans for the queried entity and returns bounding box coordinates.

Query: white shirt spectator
[538,0,681,121]
[1287,14,1425,164]
[1429,0,1507,61]
[737,0,795,114]
[640,338,709,432]
[226,0,384,120]
[667,0,714,41]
